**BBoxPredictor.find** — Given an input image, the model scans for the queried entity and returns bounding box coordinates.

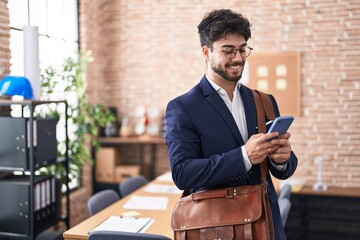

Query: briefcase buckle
[225,188,235,198]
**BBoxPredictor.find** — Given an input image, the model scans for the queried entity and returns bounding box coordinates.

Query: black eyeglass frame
[212,45,253,59]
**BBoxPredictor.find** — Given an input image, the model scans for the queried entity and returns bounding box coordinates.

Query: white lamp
[313,156,328,191]
[23,25,40,100]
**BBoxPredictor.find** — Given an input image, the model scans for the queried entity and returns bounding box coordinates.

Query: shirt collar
[205,74,242,93]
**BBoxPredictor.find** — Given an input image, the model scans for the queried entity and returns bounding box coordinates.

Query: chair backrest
[87,189,120,215]
[278,198,291,226]
[88,230,171,240]
[278,183,292,200]
[119,175,149,197]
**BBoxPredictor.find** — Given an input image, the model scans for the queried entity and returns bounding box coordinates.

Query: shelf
[0,100,70,239]
[0,99,66,106]
[93,135,166,193]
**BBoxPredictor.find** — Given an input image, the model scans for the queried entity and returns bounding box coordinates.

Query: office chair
[119,175,149,197]
[278,183,292,200]
[87,189,120,215]
[88,230,171,240]
[35,230,63,240]
[278,198,291,227]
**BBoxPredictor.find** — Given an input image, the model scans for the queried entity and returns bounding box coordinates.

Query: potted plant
[40,50,116,187]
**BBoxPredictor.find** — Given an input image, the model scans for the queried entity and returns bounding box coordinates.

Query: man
[166,9,297,239]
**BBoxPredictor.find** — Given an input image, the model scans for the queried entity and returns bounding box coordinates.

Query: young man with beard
[166,9,298,239]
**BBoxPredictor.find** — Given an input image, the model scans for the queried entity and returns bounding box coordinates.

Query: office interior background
[0,0,359,229]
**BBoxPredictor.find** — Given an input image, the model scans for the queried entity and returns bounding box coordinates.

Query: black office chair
[87,189,120,215]
[119,175,149,197]
[278,198,291,227]
[35,230,63,240]
[278,183,292,200]
[88,230,171,240]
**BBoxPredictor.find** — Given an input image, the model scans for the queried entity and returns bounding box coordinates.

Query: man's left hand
[269,132,292,164]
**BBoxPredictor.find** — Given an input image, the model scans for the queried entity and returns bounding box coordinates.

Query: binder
[0,175,61,235]
[0,117,58,170]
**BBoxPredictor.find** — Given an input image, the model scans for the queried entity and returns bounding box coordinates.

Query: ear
[202,46,210,62]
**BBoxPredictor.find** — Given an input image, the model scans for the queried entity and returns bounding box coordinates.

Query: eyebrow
[221,43,248,48]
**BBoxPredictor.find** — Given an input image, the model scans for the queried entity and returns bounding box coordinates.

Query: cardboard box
[95,147,121,183]
[115,165,140,183]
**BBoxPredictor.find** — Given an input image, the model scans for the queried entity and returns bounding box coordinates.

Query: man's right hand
[245,132,279,164]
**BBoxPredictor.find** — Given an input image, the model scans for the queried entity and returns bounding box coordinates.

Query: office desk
[285,186,360,240]
[63,173,180,240]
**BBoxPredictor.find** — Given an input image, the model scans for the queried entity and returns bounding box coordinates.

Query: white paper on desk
[156,171,173,182]
[144,183,182,194]
[123,195,168,210]
[89,216,153,233]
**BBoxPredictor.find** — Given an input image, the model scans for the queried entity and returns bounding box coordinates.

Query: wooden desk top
[63,173,180,240]
[295,185,360,198]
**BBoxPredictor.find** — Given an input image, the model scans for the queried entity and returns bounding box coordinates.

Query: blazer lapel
[240,85,257,137]
[199,76,244,145]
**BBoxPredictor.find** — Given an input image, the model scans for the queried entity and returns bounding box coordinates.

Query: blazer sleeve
[267,94,298,180]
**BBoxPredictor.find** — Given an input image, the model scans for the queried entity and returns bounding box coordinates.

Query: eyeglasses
[213,45,253,59]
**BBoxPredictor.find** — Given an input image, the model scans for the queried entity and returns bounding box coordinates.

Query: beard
[211,61,244,82]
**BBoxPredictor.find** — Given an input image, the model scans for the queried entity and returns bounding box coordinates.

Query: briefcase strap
[190,184,263,201]
[254,90,275,121]
[252,90,276,184]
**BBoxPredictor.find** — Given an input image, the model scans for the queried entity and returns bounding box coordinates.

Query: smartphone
[267,116,294,136]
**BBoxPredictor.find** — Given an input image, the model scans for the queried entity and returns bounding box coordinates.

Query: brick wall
[0,0,10,79]
[80,0,360,190]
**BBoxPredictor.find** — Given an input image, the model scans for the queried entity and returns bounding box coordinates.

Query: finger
[270,153,290,163]
[277,132,291,139]
[264,132,279,141]
[250,133,266,140]
[273,148,288,154]
[273,145,292,154]
[270,145,280,152]
[270,138,291,146]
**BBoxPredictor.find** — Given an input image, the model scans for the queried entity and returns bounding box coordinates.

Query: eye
[239,47,247,53]
[222,47,235,54]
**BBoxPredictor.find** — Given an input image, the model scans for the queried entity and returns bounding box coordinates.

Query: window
[8,0,80,190]
[8,0,79,75]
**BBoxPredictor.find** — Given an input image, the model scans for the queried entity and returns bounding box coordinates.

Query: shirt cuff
[270,159,288,171]
[241,146,252,172]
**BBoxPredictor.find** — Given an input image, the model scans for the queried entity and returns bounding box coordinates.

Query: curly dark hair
[197,9,251,47]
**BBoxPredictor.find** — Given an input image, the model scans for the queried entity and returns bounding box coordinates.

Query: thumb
[249,133,264,140]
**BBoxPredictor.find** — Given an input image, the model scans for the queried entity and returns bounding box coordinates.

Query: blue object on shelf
[0,75,34,99]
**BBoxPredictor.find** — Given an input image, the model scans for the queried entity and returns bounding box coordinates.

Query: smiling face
[203,33,248,87]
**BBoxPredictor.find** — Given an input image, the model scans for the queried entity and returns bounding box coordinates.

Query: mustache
[226,62,244,68]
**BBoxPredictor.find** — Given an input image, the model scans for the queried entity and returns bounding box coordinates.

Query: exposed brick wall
[0,0,10,79]
[79,0,360,190]
[62,164,92,227]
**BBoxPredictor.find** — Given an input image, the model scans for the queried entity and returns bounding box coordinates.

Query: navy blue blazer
[166,75,298,240]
